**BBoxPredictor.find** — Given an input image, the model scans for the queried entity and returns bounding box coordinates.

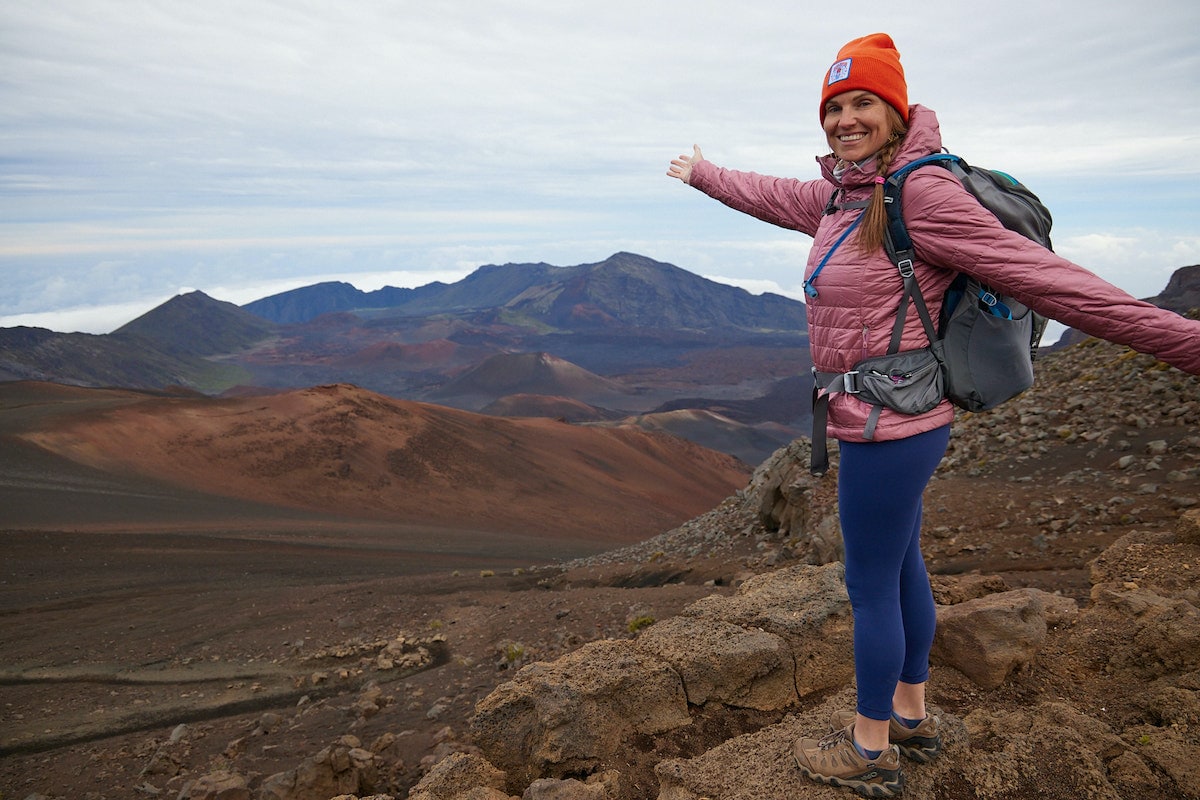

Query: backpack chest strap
[823,189,871,215]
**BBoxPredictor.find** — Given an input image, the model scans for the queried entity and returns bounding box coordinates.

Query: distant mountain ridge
[116,290,277,356]
[243,252,806,332]
[240,281,429,325]
[0,253,815,463]
[1143,263,1200,314]
[0,291,276,392]
[435,352,628,401]
[4,255,1197,466]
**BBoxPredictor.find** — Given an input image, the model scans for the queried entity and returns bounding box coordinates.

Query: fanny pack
[810,341,945,475]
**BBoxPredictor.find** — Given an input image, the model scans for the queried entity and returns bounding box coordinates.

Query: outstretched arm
[904,168,1200,375]
[666,144,704,184]
[668,147,828,236]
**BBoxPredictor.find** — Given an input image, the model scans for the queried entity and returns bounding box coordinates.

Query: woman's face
[822,90,894,162]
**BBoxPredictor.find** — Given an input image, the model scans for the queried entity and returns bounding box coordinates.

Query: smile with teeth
[839,133,867,142]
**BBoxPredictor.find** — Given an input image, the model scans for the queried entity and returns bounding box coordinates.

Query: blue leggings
[837,424,950,721]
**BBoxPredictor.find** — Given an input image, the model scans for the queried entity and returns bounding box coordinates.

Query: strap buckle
[813,367,861,394]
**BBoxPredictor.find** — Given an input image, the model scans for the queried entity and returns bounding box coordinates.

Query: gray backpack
[809,153,1053,476]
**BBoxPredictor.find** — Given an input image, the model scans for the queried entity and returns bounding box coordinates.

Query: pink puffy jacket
[689,104,1200,444]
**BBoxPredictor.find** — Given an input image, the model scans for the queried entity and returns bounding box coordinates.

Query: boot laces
[817,726,851,750]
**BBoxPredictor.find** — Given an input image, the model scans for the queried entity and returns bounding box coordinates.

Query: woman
[667,32,1200,798]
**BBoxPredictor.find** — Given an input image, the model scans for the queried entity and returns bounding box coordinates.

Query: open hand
[667,144,704,184]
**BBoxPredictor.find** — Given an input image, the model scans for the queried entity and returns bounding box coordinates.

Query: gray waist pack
[851,344,945,416]
[810,342,945,475]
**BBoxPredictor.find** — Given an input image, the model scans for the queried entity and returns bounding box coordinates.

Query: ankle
[852,717,891,754]
[892,711,926,729]
[851,736,884,761]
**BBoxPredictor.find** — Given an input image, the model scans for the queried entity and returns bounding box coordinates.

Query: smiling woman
[667,28,1200,799]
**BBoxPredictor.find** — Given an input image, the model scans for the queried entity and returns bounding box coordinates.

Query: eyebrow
[827,90,876,108]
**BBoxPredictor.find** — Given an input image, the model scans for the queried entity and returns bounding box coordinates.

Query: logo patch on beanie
[828,57,852,85]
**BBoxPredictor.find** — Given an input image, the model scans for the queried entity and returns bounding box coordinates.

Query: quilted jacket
[688,104,1200,444]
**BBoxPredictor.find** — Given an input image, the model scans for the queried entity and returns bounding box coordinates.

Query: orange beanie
[820,33,909,122]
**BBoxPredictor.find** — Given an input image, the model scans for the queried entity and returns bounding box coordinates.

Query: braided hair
[854,106,909,254]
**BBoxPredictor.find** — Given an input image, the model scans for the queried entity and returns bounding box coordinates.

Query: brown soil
[1,341,1198,799]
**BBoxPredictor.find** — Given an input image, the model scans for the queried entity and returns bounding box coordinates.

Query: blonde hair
[855,106,909,254]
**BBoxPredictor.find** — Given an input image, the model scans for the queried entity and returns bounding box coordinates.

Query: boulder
[681,563,854,697]
[635,615,796,711]
[174,769,250,800]
[960,702,1129,799]
[259,735,378,800]
[522,776,609,799]
[1121,721,1200,797]
[406,751,513,800]
[931,588,1052,689]
[1097,591,1200,679]
[739,441,843,564]
[468,561,858,791]
[470,639,690,788]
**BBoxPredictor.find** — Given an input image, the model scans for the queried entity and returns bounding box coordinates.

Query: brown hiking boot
[793,723,904,798]
[831,709,943,763]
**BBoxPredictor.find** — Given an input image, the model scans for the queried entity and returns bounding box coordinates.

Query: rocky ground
[2,336,1199,800]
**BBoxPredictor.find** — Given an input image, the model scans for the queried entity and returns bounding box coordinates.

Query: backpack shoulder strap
[878,154,959,349]
[882,153,961,253]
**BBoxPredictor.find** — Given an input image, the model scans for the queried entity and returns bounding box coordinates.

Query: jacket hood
[817,104,944,189]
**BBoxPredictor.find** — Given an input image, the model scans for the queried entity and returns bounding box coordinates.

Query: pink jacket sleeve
[688,160,830,236]
[902,168,1200,375]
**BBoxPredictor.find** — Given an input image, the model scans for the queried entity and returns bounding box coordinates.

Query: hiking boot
[793,723,904,798]
[831,709,943,763]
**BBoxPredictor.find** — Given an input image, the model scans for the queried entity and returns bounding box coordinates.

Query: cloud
[1053,231,1200,299]
[0,265,479,334]
[2,0,1199,331]
[0,296,180,336]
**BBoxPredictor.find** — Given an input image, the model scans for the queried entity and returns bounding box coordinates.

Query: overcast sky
[2,0,1198,334]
